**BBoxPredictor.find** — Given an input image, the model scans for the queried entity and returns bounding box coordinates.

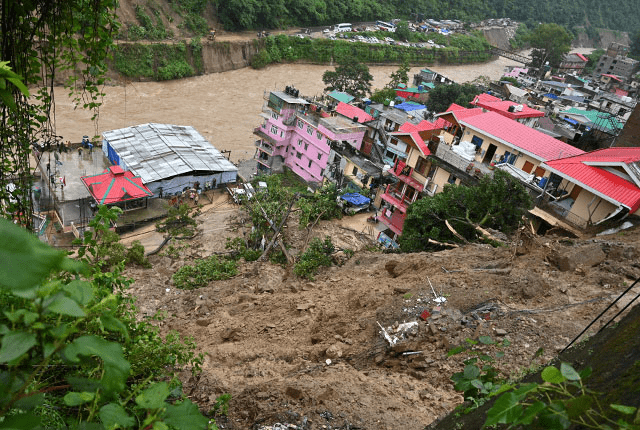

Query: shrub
[172,256,238,289]
[293,236,335,280]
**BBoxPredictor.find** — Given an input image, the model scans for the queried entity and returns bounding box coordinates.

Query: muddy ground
[122,191,640,429]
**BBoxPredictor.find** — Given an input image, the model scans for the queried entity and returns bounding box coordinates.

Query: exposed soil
[122,192,640,429]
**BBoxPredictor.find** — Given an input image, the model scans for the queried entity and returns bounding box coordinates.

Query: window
[298,120,304,129]
[415,157,429,175]
[271,112,279,120]
[326,138,331,146]
[448,174,457,184]
[352,166,358,176]
[308,160,313,168]
[296,152,302,159]
[307,125,313,135]
[270,125,278,134]
[317,153,322,161]
[280,131,284,138]
[298,139,302,146]
[304,143,309,151]
[471,135,483,148]
[316,131,322,139]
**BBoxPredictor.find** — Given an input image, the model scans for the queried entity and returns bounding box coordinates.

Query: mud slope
[124,201,640,430]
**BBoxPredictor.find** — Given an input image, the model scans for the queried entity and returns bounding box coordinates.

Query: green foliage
[501,76,521,87]
[630,29,640,60]
[0,217,211,429]
[395,21,412,41]
[371,87,398,104]
[388,58,410,88]
[509,23,532,50]
[172,256,238,289]
[298,183,342,228]
[251,48,273,69]
[528,23,573,69]
[322,58,373,100]
[113,42,203,80]
[449,336,512,412]
[485,363,640,429]
[293,236,335,280]
[584,49,606,74]
[426,82,482,114]
[156,203,200,237]
[225,237,262,261]
[400,170,532,252]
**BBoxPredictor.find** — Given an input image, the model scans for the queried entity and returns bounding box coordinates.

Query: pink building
[254,89,367,183]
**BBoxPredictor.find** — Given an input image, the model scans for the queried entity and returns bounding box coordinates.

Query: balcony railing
[540,200,589,228]
[390,160,425,191]
[380,191,409,213]
[255,140,274,155]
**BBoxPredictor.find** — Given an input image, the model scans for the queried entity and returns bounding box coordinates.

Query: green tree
[630,28,640,59]
[388,58,410,89]
[322,59,373,100]
[370,87,397,104]
[0,0,119,228]
[426,83,482,113]
[400,170,532,252]
[395,20,412,42]
[528,23,573,70]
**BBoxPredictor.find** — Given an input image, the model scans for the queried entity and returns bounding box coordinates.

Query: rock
[297,303,315,311]
[195,318,211,327]
[285,386,304,400]
[325,343,343,359]
[551,244,606,272]
[495,328,507,336]
[394,286,411,294]
[221,327,240,341]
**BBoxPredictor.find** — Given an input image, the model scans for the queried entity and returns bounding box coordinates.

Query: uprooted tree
[399,170,533,252]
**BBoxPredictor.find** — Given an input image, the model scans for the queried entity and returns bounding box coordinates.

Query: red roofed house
[471,93,544,127]
[377,119,444,246]
[456,111,584,178]
[559,52,589,75]
[335,102,374,124]
[81,165,153,211]
[538,147,640,228]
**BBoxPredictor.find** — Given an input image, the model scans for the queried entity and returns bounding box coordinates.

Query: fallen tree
[400,170,532,252]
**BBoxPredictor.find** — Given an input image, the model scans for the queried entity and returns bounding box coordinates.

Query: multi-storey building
[253,88,367,184]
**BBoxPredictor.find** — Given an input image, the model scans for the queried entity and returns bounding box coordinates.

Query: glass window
[270,125,278,134]
[316,131,322,139]
[298,139,302,146]
[352,166,358,176]
[304,143,309,151]
[298,120,304,129]
[296,152,302,159]
[317,153,322,160]
[307,125,313,135]
[271,112,279,120]
[308,160,312,168]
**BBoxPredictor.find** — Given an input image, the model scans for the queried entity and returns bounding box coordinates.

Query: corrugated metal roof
[544,149,640,212]
[471,93,544,119]
[103,123,237,184]
[459,111,585,162]
[335,102,374,123]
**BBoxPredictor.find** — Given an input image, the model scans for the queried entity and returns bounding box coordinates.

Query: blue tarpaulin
[341,193,370,206]
[563,117,578,125]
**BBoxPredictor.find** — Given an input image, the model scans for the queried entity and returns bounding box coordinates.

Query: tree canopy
[212,0,640,33]
[400,170,532,252]
[388,58,411,89]
[0,0,118,228]
[528,23,573,69]
[322,59,373,100]
[426,83,482,114]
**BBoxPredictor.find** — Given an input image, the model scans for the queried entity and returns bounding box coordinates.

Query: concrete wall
[571,189,619,224]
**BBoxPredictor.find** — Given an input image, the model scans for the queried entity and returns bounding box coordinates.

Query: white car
[384,37,394,43]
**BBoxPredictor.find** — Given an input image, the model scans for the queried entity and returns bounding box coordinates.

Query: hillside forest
[212,0,639,33]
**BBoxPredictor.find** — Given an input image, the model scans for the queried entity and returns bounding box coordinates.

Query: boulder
[551,244,606,272]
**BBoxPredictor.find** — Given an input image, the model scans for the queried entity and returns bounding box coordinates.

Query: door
[522,161,534,174]
[483,144,497,164]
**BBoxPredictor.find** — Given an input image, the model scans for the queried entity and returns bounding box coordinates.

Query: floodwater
[53,57,531,165]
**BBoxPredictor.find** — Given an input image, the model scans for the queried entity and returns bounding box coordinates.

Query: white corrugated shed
[102,123,237,196]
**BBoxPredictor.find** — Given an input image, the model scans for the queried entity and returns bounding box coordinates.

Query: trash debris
[597,221,633,236]
[378,321,419,346]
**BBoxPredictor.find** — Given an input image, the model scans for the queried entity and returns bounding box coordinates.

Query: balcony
[390,160,425,191]
[378,208,405,236]
[380,191,409,213]
[255,140,274,156]
[253,126,287,146]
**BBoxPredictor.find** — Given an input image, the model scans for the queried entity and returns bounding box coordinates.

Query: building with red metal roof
[335,102,374,123]
[81,165,153,209]
[471,93,544,125]
[539,148,640,227]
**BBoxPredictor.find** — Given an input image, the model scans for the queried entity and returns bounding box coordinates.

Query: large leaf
[136,382,170,409]
[45,294,86,317]
[0,218,66,292]
[484,392,524,427]
[560,362,581,381]
[63,336,130,395]
[0,331,36,363]
[0,411,41,429]
[62,280,94,306]
[100,313,129,341]
[63,391,95,407]
[163,399,209,430]
[100,403,136,429]
[541,366,566,384]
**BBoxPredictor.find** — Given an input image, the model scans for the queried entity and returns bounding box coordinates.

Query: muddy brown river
[53,58,527,164]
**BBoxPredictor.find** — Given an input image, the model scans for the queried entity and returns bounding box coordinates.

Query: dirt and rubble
[123,195,640,429]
